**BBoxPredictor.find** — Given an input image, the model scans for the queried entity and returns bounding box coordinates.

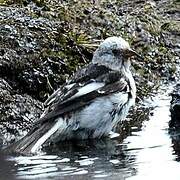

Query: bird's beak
[124,49,143,60]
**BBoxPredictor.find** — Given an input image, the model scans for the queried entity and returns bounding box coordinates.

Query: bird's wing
[36,64,128,124]
[44,63,111,108]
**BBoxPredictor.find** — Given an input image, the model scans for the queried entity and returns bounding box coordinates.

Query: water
[3,84,180,179]
[126,85,180,180]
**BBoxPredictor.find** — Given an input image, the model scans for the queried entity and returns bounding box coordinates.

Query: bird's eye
[112,49,119,55]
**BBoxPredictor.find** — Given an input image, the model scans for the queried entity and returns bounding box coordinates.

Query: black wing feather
[69,63,111,83]
[44,63,111,108]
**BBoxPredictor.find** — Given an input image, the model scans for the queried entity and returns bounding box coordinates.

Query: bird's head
[92,36,140,71]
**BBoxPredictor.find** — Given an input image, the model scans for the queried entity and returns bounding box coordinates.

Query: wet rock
[170,84,180,128]
[0,78,43,145]
[0,5,92,102]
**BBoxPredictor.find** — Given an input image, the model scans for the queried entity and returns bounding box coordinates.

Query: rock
[170,83,180,128]
[0,78,43,145]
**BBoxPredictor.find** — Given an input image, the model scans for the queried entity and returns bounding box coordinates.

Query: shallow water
[3,83,180,179]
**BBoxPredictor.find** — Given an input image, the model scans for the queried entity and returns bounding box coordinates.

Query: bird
[7,36,139,154]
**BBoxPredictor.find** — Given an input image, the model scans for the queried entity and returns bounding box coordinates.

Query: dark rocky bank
[0,0,179,145]
[170,83,180,129]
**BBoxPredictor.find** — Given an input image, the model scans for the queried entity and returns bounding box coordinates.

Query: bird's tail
[5,119,64,155]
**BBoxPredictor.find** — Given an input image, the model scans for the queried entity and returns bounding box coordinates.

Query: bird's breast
[109,91,129,105]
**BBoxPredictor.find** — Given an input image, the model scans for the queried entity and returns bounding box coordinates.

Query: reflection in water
[0,152,15,180]
[127,86,180,180]
[9,138,137,179]
[5,84,180,179]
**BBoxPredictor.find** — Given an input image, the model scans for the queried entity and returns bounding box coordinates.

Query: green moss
[3,0,28,5]
[0,0,6,5]
[169,64,177,74]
